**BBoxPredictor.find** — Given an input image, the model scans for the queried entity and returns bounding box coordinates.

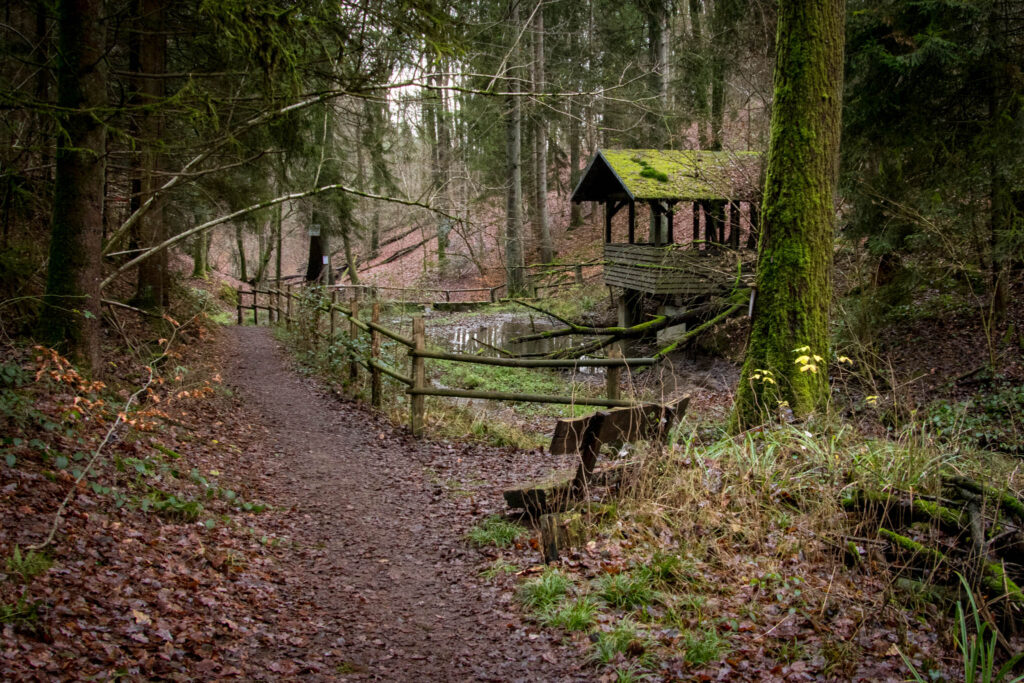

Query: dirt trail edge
[224,327,587,681]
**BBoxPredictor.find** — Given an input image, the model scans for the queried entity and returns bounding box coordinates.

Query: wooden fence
[236,284,657,436]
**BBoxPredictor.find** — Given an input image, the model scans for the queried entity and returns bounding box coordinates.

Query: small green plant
[597,568,659,610]
[0,595,43,633]
[682,627,729,666]
[141,490,203,521]
[539,596,598,631]
[518,568,573,611]
[466,515,528,548]
[925,383,1024,454]
[900,574,1024,683]
[646,551,694,587]
[613,664,652,682]
[591,618,645,665]
[5,546,53,583]
[479,559,520,579]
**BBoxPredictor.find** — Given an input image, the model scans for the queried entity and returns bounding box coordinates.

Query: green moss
[599,149,761,200]
[730,0,843,430]
[911,499,964,532]
[981,561,1024,605]
[878,528,945,565]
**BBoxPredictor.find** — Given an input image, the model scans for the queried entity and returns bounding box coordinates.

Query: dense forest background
[5,2,1024,679]
[3,0,1018,367]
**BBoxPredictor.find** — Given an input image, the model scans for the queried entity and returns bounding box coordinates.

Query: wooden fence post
[575,264,583,285]
[236,291,243,325]
[330,290,337,339]
[371,302,382,409]
[285,284,292,329]
[606,345,622,401]
[410,316,425,436]
[251,290,258,325]
[349,298,360,383]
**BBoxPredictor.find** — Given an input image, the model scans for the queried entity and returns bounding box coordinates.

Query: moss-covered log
[878,528,946,566]
[944,475,1024,524]
[982,561,1024,607]
[731,0,845,429]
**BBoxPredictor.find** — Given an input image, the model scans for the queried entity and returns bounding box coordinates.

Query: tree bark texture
[732,0,845,429]
[133,0,167,309]
[504,0,526,295]
[532,7,553,263]
[40,0,107,370]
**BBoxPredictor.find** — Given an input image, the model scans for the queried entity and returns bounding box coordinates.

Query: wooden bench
[503,396,690,516]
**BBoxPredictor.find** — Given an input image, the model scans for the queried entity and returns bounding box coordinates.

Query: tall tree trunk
[133,0,167,309]
[689,0,712,148]
[986,4,1017,326]
[191,228,208,278]
[340,226,358,284]
[569,97,583,229]
[433,64,453,270]
[505,0,526,295]
[533,7,553,263]
[709,0,731,150]
[274,203,282,282]
[235,222,248,282]
[646,1,670,145]
[732,0,845,429]
[40,0,106,370]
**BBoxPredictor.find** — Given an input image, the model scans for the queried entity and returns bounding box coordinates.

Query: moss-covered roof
[571,149,762,203]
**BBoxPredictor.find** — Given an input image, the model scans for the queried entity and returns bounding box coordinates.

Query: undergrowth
[513,420,1024,679]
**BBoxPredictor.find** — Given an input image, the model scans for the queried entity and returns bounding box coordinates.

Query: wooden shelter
[571,149,762,299]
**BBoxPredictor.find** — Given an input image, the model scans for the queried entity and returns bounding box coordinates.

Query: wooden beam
[728,202,740,248]
[667,201,676,244]
[747,202,760,250]
[406,386,640,408]
[411,348,658,368]
[604,200,612,242]
[628,201,635,244]
[692,202,700,245]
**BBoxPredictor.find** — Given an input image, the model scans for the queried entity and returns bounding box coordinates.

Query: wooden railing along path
[235,283,657,436]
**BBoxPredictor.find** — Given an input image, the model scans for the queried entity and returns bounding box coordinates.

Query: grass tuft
[538,596,598,631]
[465,515,528,548]
[682,627,729,665]
[596,568,659,610]
[518,568,573,611]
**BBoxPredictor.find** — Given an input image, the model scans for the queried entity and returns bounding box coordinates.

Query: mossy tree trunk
[731,0,845,430]
[39,0,107,370]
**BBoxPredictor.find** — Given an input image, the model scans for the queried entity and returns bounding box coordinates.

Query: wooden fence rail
[238,283,658,437]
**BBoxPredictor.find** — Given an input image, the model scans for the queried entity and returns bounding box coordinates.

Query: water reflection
[435,314,601,373]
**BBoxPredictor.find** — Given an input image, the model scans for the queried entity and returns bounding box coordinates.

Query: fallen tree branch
[652,303,744,359]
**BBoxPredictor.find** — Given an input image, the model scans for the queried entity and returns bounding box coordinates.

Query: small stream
[428,312,603,374]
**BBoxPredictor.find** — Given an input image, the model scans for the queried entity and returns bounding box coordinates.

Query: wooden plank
[412,348,658,369]
[550,396,689,455]
[407,386,639,408]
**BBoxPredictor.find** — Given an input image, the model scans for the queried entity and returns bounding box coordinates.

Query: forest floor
[1,323,595,681]
[4,273,1024,681]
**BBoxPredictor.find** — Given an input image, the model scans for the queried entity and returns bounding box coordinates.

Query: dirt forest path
[223,326,587,681]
